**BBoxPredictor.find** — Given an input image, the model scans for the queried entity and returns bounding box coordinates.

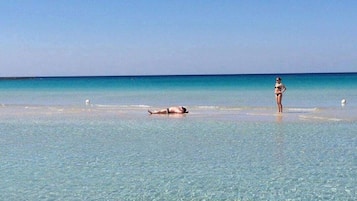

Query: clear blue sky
[1,0,356,77]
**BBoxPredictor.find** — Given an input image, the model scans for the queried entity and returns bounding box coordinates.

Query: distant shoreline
[1,72,356,79]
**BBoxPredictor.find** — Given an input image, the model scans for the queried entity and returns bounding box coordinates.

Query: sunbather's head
[182,107,188,113]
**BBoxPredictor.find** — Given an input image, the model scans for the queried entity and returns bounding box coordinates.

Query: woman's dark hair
[182,107,188,113]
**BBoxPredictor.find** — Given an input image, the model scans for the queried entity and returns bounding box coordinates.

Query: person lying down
[148,106,189,114]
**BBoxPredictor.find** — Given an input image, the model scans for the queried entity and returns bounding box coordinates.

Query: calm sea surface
[0,73,356,200]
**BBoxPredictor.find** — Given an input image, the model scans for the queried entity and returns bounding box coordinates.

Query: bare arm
[281,84,287,93]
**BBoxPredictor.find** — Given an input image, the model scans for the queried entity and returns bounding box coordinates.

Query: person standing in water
[275,77,287,113]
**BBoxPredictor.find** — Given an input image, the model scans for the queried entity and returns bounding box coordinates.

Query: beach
[0,74,356,200]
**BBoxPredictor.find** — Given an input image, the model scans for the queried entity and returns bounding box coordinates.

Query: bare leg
[276,94,283,113]
[279,94,283,113]
[148,109,169,114]
[278,104,282,113]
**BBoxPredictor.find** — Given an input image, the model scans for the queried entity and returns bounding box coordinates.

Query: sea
[0,73,356,200]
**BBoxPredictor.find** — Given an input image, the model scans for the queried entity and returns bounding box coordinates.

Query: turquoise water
[1,73,357,108]
[0,73,356,200]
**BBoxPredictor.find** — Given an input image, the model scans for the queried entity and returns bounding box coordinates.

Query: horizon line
[1,71,356,79]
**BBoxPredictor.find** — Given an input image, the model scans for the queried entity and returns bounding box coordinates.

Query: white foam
[130,105,150,108]
[287,108,318,113]
[95,104,150,109]
[197,105,219,109]
[95,104,120,108]
[299,115,343,122]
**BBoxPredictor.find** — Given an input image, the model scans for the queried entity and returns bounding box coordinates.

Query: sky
[0,0,356,77]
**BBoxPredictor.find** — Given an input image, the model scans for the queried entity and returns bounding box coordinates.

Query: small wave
[130,105,150,108]
[197,105,220,109]
[95,104,117,108]
[195,105,248,111]
[287,108,318,113]
[299,115,343,122]
[95,104,150,109]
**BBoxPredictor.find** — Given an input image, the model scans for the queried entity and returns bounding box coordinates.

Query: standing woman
[275,77,286,113]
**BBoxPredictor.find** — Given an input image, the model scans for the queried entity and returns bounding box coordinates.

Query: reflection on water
[274,114,285,166]
[276,113,283,123]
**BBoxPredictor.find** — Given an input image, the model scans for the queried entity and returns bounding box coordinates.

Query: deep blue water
[1,73,356,90]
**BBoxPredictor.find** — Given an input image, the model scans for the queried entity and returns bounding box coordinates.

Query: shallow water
[0,74,356,200]
[0,111,356,200]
